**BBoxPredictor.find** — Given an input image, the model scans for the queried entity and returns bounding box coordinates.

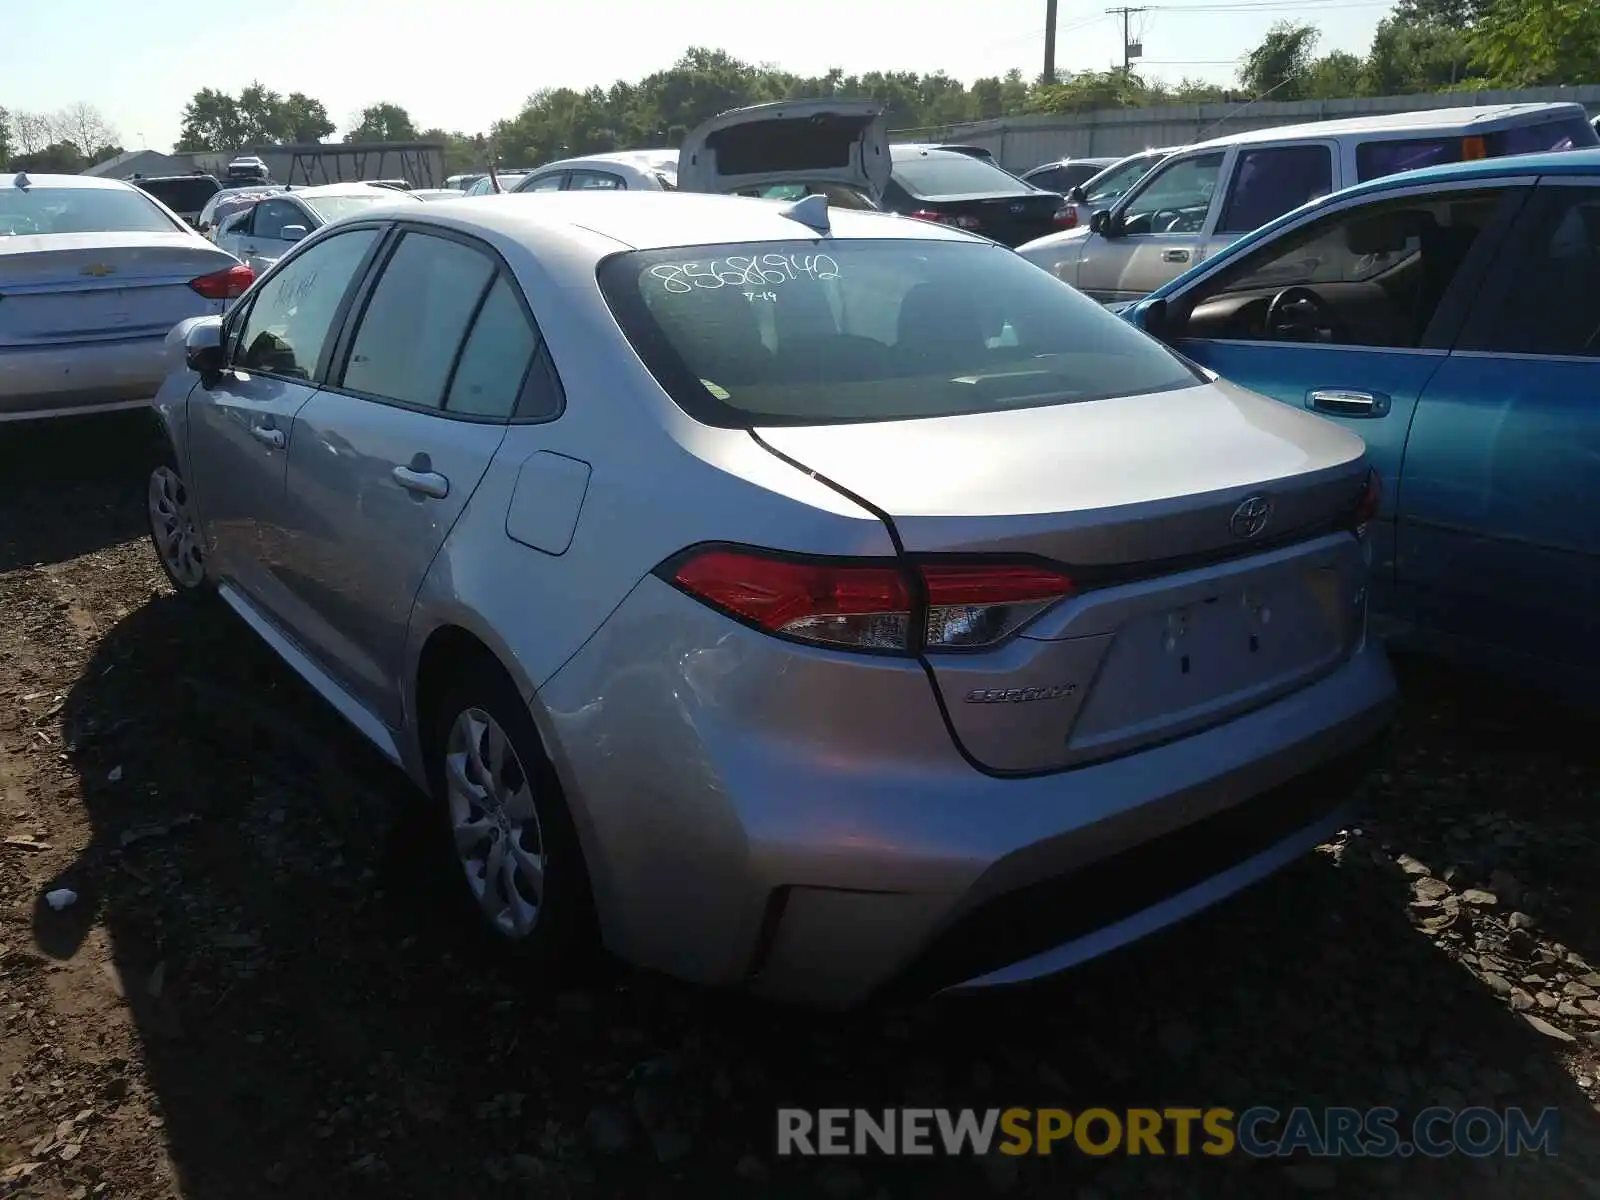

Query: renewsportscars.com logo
[777,1106,1561,1159]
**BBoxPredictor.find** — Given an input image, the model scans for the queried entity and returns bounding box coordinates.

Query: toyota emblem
[1009,202,1026,215]
[1229,494,1273,539]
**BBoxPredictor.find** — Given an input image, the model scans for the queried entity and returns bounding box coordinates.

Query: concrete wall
[893,86,1600,173]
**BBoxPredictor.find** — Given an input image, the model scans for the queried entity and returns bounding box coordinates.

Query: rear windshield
[1355,116,1600,182]
[135,177,220,213]
[0,186,177,236]
[302,193,413,222]
[597,238,1201,427]
[894,151,1032,198]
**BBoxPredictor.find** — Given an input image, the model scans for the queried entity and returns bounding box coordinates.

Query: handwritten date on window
[650,254,841,295]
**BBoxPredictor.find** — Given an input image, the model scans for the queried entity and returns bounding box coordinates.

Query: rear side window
[1217,145,1334,234]
[893,152,1031,198]
[1356,139,1463,183]
[0,186,178,235]
[446,276,540,418]
[342,232,496,408]
[596,238,1201,427]
[1485,116,1599,157]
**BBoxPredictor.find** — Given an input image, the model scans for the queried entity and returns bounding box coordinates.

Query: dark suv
[128,174,222,227]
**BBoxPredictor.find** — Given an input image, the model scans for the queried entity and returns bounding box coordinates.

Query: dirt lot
[3,413,1600,1199]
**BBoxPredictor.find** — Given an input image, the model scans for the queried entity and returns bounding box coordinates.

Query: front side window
[893,152,1031,199]
[341,231,496,408]
[251,199,305,240]
[597,238,1201,427]
[1171,191,1506,349]
[1217,145,1334,234]
[1117,153,1223,236]
[0,186,178,236]
[231,228,380,379]
[1082,155,1158,208]
[1461,186,1600,358]
[521,173,565,192]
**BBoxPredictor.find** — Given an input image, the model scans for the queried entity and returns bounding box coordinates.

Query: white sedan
[214,183,420,272]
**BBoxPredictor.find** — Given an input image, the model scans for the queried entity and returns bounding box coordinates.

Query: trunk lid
[909,193,1064,248]
[756,379,1373,772]
[679,99,890,200]
[0,234,237,347]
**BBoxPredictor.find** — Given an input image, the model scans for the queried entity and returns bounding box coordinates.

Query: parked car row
[1016,101,1598,301]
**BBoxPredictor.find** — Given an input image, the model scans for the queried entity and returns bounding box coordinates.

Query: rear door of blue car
[1154,176,1532,611]
[1396,173,1600,690]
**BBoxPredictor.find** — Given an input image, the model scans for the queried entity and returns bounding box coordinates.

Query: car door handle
[1162,249,1190,263]
[392,466,450,499]
[249,423,285,449]
[1307,389,1392,418]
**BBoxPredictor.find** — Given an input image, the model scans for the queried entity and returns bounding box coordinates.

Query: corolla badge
[1229,494,1273,540]
[965,683,1078,704]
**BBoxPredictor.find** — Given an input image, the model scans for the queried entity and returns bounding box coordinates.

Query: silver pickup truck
[1017,102,1598,303]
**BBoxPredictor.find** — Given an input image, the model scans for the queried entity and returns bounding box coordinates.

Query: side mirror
[1128,297,1170,341]
[1066,185,1086,204]
[184,316,225,374]
[280,224,308,243]
[1089,209,1112,236]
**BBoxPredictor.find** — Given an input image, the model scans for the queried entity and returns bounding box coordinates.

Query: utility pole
[1105,6,1147,73]
[1044,0,1059,85]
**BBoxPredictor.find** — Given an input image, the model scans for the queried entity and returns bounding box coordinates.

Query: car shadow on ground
[26,586,1600,1198]
[0,411,159,573]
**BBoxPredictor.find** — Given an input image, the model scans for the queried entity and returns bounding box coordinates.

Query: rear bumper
[537,576,1398,1008]
[0,331,195,420]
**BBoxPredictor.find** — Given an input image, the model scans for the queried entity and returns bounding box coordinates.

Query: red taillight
[1353,469,1382,529]
[189,263,255,300]
[907,209,980,230]
[664,548,1075,652]
[1052,205,1078,229]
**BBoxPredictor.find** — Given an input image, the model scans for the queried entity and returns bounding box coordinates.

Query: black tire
[424,662,597,970]
[146,443,214,600]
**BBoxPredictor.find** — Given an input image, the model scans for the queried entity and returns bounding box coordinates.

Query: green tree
[1469,0,1600,86]
[419,128,485,175]
[345,102,418,143]
[1239,22,1321,100]
[12,141,86,172]
[0,107,11,169]
[177,84,334,150]
[1365,18,1474,92]
[1304,50,1368,98]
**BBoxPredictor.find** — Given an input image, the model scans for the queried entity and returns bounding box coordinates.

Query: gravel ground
[3,412,1600,1200]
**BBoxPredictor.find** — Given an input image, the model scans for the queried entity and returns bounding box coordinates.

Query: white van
[1017,102,1598,302]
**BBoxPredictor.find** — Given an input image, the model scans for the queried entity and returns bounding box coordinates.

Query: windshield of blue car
[0,186,179,235]
[302,193,415,222]
[598,238,1202,427]
[893,151,1033,198]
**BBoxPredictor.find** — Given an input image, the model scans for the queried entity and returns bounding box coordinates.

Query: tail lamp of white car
[188,264,256,301]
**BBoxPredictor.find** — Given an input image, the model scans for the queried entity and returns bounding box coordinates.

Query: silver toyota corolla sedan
[146,190,1396,1007]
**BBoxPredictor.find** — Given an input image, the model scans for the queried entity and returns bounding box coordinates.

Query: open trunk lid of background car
[755,380,1373,771]
[679,99,890,199]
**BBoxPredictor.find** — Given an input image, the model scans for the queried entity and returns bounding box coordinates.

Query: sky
[1,0,1396,151]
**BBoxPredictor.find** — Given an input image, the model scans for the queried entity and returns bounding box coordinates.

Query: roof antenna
[778,192,830,234]
[15,172,32,190]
